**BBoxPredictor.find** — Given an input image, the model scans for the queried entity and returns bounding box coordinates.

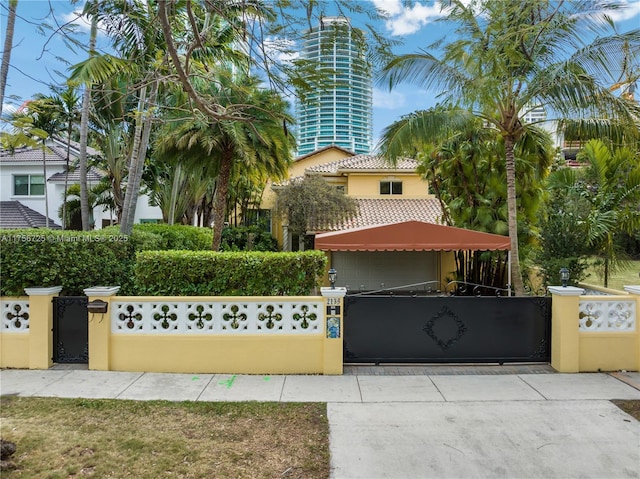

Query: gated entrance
[52,296,88,363]
[343,295,551,363]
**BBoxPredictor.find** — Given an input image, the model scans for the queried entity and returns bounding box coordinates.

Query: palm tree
[410,112,553,288]
[0,0,18,118]
[10,97,65,227]
[92,125,129,223]
[58,181,113,229]
[155,70,295,250]
[379,0,640,295]
[77,16,98,231]
[72,0,164,234]
[51,85,80,230]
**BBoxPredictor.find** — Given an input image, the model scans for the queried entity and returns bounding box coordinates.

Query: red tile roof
[319,197,443,232]
[293,144,355,163]
[306,154,418,174]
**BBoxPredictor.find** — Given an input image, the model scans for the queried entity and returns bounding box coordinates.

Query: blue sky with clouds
[2,0,639,143]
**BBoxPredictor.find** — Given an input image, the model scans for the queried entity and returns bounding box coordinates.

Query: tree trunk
[61,121,73,229]
[79,19,97,231]
[168,163,181,225]
[505,135,525,295]
[42,141,49,228]
[0,0,17,118]
[120,84,146,233]
[120,79,157,235]
[211,151,233,250]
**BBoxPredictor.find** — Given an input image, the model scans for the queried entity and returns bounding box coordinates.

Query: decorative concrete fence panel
[549,285,640,372]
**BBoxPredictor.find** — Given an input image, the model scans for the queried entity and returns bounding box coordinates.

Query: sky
[1,0,640,144]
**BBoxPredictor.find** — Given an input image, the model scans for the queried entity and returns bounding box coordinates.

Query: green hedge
[0,229,136,296]
[134,250,327,296]
[102,224,212,251]
[1,227,325,297]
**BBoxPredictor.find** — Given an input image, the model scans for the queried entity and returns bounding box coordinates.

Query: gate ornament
[423,306,467,351]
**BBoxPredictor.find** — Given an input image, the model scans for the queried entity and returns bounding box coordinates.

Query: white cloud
[371,0,404,17]
[599,0,640,23]
[264,37,299,65]
[373,88,406,109]
[371,1,447,36]
[2,103,17,114]
[61,8,92,32]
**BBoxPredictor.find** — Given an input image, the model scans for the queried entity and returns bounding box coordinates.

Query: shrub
[103,224,212,251]
[0,229,136,296]
[220,225,278,252]
[134,250,327,296]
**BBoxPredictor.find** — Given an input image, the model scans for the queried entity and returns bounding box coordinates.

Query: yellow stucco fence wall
[1,287,61,370]
[1,287,346,375]
[6,285,638,374]
[88,287,346,375]
[549,286,640,373]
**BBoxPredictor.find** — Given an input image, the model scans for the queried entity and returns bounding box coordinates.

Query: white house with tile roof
[0,137,162,229]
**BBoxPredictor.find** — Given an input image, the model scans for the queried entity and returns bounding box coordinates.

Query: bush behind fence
[0,229,326,296]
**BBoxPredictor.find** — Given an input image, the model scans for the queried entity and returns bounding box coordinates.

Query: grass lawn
[582,259,640,291]
[0,397,329,479]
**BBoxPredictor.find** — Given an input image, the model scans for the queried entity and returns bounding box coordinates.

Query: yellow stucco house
[262,145,511,292]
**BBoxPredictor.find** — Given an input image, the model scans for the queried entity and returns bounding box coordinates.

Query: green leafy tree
[536,168,593,288]
[379,0,640,295]
[275,175,358,249]
[577,139,640,286]
[411,112,553,289]
[155,69,294,250]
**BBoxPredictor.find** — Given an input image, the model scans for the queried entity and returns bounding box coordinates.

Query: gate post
[623,286,640,372]
[548,286,584,373]
[321,287,347,375]
[84,286,120,371]
[24,286,62,369]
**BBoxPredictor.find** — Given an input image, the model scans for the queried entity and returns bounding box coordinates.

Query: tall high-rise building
[295,16,373,156]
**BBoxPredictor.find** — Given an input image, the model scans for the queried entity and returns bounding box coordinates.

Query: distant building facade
[295,16,373,156]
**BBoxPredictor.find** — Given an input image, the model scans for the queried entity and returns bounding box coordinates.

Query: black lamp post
[560,267,570,287]
[328,268,337,289]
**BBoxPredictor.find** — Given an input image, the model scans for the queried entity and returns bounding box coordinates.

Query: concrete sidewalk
[1,368,639,478]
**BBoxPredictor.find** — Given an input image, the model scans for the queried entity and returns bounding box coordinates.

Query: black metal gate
[53,296,88,363]
[343,295,551,363]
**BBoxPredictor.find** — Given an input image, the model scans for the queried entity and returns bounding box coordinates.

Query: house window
[14,175,45,196]
[380,181,402,195]
[244,209,272,232]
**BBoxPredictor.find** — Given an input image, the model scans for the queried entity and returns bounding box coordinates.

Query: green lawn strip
[583,259,640,291]
[0,397,329,479]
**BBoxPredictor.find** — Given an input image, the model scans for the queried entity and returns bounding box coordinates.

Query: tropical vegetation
[0,0,638,292]
[378,0,640,295]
